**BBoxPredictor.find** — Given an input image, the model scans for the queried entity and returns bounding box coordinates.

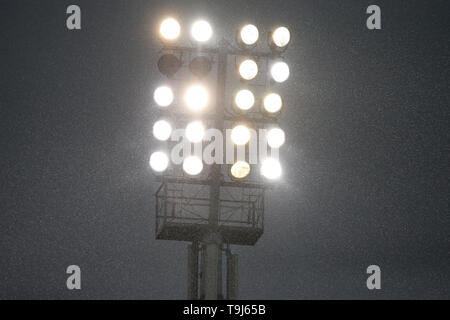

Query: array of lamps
[159,18,290,50]
[150,17,290,180]
[158,18,290,83]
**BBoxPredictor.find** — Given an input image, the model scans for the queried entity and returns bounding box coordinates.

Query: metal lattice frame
[155,178,264,246]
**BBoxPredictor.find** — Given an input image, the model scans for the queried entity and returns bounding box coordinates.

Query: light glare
[271,61,290,83]
[239,59,258,80]
[185,85,208,111]
[149,152,169,172]
[272,27,290,48]
[267,128,286,148]
[191,20,213,42]
[183,156,203,175]
[185,121,205,143]
[154,86,174,107]
[160,18,181,41]
[263,93,283,113]
[240,24,259,45]
[231,125,251,145]
[261,158,282,180]
[235,89,255,111]
[153,120,172,141]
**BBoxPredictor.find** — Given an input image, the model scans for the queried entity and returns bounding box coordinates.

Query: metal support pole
[204,239,220,300]
[199,243,206,299]
[208,42,226,226]
[217,244,223,299]
[187,242,199,299]
[226,248,238,300]
[203,41,228,300]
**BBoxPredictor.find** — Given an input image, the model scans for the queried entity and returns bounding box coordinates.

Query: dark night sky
[1,0,449,299]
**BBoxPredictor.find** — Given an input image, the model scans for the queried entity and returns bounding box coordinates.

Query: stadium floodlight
[261,158,282,180]
[271,26,290,48]
[183,156,204,175]
[150,151,169,172]
[160,18,181,41]
[235,89,255,111]
[230,161,251,179]
[270,61,290,83]
[154,86,174,107]
[239,59,258,80]
[239,24,259,46]
[158,54,182,78]
[190,56,212,78]
[231,125,251,145]
[185,85,209,111]
[267,128,285,148]
[191,20,213,42]
[263,93,283,113]
[185,121,205,143]
[153,15,292,301]
[153,119,172,141]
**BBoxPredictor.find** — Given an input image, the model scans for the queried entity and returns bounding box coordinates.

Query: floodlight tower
[150,18,290,299]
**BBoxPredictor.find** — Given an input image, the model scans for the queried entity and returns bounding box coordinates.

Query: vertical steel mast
[203,42,227,299]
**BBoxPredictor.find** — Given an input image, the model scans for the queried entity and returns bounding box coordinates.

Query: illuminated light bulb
[271,61,290,83]
[153,120,172,141]
[154,86,174,107]
[185,121,205,143]
[149,152,169,172]
[240,24,259,45]
[191,20,213,42]
[239,59,258,80]
[267,128,285,148]
[185,85,208,111]
[235,89,255,111]
[183,156,203,175]
[272,26,290,48]
[263,93,283,113]
[261,158,282,180]
[231,125,251,145]
[160,18,181,41]
[231,161,251,179]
